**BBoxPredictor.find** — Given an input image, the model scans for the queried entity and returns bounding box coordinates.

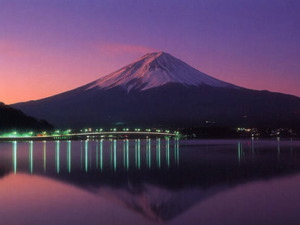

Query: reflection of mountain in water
[0,139,300,222]
[95,183,226,222]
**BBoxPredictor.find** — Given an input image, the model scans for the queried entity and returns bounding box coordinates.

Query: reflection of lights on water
[9,139,180,173]
[43,141,47,173]
[110,140,113,170]
[95,140,98,168]
[126,139,129,170]
[85,140,89,172]
[123,140,130,169]
[174,138,179,165]
[99,139,103,171]
[146,139,151,168]
[238,142,241,165]
[12,141,17,174]
[277,137,281,161]
[251,139,255,156]
[29,141,33,174]
[113,140,117,171]
[166,138,170,168]
[80,141,83,170]
[135,139,141,170]
[237,140,284,164]
[67,140,71,173]
[123,140,126,168]
[156,138,161,168]
[56,141,60,174]
[277,140,281,161]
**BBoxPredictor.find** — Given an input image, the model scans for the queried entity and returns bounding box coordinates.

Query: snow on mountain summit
[86,51,235,91]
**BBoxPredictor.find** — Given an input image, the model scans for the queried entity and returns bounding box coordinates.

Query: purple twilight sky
[0,0,299,104]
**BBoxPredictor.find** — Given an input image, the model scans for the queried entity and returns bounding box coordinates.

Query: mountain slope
[0,102,53,131]
[12,52,300,128]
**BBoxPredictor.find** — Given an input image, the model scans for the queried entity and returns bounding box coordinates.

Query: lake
[1,138,300,225]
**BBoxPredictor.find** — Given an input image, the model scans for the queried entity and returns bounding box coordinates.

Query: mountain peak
[142,51,166,58]
[86,51,235,91]
[144,50,165,57]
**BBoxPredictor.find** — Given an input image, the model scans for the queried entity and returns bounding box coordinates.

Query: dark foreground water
[1,138,300,225]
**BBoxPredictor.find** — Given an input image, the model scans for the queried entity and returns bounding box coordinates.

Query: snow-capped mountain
[12,51,300,128]
[86,51,236,91]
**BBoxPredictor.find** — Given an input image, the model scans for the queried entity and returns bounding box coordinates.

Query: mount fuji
[12,51,300,128]
[86,51,236,91]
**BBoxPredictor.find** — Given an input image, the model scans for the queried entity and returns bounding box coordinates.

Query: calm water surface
[1,138,300,225]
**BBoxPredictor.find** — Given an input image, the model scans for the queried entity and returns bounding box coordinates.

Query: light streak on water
[123,140,126,168]
[29,141,33,174]
[67,141,71,173]
[166,138,170,167]
[99,139,103,171]
[85,140,89,172]
[251,139,255,156]
[134,139,141,169]
[174,138,180,165]
[113,139,117,171]
[109,140,113,169]
[126,139,129,170]
[146,139,151,168]
[238,142,242,165]
[156,138,161,168]
[95,140,98,168]
[89,141,92,169]
[80,141,83,170]
[137,139,141,169]
[12,141,17,174]
[55,141,60,173]
[134,140,137,167]
[43,141,47,173]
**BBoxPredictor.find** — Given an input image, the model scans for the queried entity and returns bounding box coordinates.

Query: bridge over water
[0,130,179,142]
